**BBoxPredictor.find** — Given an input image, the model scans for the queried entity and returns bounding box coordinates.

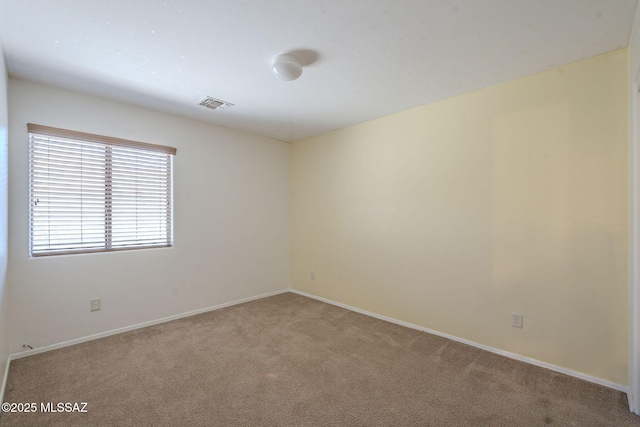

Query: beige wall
[7,78,290,352]
[291,49,629,385]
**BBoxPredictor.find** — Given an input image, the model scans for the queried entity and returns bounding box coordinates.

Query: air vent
[198,96,234,111]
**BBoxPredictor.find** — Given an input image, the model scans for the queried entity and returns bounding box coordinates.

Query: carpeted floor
[1,292,639,426]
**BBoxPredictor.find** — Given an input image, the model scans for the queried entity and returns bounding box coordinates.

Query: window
[28,124,176,257]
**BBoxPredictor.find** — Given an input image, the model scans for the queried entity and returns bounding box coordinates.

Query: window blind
[28,124,176,257]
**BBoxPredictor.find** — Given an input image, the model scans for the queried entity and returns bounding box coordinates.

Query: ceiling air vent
[198,96,234,111]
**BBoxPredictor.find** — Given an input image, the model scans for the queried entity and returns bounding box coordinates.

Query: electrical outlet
[90,298,101,312]
[310,271,315,280]
[511,312,523,328]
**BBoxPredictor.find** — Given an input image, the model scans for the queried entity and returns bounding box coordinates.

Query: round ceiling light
[271,54,303,81]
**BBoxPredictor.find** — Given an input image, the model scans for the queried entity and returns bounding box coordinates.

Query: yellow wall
[291,49,629,385]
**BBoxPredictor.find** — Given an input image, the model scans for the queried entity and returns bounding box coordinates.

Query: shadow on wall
[491,102,627,381]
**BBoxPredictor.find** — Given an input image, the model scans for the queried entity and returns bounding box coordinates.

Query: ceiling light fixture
[271,54,303,81]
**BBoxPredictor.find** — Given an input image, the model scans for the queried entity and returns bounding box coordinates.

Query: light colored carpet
[1,292,638,426]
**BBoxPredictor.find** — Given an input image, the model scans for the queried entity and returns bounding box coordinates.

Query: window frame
[28,123,176,257]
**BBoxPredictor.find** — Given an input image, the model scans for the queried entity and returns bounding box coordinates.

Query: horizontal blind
[29,125,174,256]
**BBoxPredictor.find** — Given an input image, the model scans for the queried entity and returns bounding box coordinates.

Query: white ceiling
[0,0,637,142]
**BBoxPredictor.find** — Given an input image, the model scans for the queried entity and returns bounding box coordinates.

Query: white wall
[627,3,640,414]
[6,78,290,351]
[0,44,10,396]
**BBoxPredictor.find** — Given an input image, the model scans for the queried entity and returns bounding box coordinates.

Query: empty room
[0,0,639,425]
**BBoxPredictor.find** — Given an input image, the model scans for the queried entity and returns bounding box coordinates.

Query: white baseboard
[0,288,289,406]
[1,287,628,406]
[289,289,629,394]
[6,289,289,365]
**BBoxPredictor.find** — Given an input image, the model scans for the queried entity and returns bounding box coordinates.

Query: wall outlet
[511,312,523,328]
[310,271,315,280]
[90,298,101,312]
